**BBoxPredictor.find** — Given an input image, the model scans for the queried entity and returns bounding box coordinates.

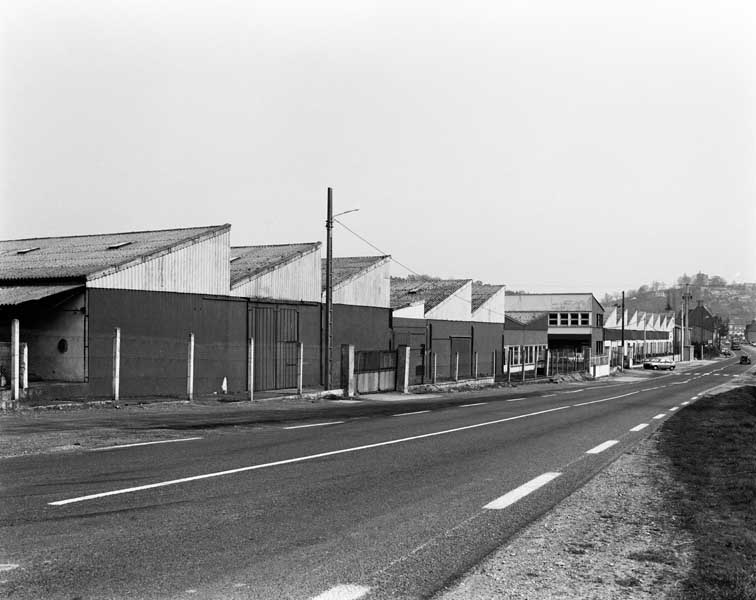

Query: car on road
[740,355,752,365]
[722,349,732,357]
[643,357,676,370]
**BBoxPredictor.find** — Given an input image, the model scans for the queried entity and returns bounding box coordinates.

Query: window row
[548,312,593,327]
[504,344,548,366]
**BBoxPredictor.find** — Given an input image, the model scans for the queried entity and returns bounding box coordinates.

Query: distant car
[643,357,675,370]
[740,355,752,365]
[722,349,732,357]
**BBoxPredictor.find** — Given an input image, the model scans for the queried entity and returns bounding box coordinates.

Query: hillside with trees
[601,273,756,327]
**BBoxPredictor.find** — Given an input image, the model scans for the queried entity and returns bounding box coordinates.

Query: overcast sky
[2,0,754,295]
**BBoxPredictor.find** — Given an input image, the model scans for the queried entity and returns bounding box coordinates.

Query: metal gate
[354,350,397,393]
[251,305,299,391]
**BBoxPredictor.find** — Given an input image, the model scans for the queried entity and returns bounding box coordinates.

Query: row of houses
[0,224,679,401]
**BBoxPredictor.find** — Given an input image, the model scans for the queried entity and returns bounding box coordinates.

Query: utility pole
[325,187,333,390]
[621,291,625,370]
[682,283,692,361]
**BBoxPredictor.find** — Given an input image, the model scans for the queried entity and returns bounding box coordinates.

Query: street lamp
[324,187,359,390]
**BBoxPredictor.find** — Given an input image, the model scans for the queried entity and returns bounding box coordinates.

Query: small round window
[57,338,68,353]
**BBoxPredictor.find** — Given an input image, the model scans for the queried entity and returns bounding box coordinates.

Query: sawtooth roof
[471,283,505,312]
[0,225,229,283]
[230,242,321,286]
[390,277,470,312]
[321,256,390,291]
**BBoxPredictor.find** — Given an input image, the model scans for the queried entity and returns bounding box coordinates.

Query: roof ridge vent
[16,247,40,254]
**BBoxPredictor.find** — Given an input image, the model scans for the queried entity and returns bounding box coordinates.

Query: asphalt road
[1,355,753,600]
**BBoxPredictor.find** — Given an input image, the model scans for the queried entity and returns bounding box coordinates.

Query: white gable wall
[393,303,425,319]
[231,248,321,302]
[471,288,506,323]
[327,260,391,308]
[88,229,230,295]
[426,281,471,321]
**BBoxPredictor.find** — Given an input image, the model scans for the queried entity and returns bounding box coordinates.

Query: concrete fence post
[454,352,459,382]
[297,342,304,394]
[187,333,195,401]
[546,350,551,377]
[506,347,511,383]
[396,345,410,393]
[521,345,526,382]
[432,353,437,384]
[248,337,254,401]
[11,319,19,401]
[534,347,539,380]
[21,343,28,390]
[341,344,355,397]
[112,327,121,402]
[474,352,478,379]
[492,351,496,378]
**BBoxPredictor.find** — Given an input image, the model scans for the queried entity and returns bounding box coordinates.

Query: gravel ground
[434,434,693,600]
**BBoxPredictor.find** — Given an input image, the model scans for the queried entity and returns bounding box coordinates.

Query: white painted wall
[328,260,391,308]
[88,230,230,295]
[392,303,425,319]
[231,248,321,302]
[426,281,471,321]
[471,287,506,323]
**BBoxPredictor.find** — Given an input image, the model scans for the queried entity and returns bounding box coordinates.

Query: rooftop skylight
[107,241,133,250]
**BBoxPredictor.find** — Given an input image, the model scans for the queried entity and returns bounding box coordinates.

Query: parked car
[740,355,752,365]
[643,357,676,370]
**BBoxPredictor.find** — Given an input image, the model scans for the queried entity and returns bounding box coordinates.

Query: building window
[595,341,603,355]
[596,314,604,327]
[580,313,590,326]
[549,313,558,326]
[559,312,569,326]
[570,313,580,326]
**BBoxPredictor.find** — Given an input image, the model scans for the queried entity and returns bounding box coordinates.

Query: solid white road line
[392,410,430,417]
[50,404,572,506]
[91,437,203,451]
[283,422,344,430]
[573,391,638,407]
[459,402,487,407]
[483,472,562,510]
[653,413,667,419]
[585,440,619,454]
[310,584,371,600]
[506,397,526,402]
[630,423,649,432]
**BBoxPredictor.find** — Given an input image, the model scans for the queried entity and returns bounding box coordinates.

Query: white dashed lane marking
[484,472,561,510]
[459,402,487,407]
[630,423,649,432]
[653,413,667,419]
[586,440,619,454]
[91,437,204,451]
[283,422,344,430]
[392,410,430,417]
[310,584,371,600]
[506,397,527,402]
[669,406,679,411]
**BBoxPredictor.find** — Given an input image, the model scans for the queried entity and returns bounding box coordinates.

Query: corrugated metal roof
[321,256,390,291]
[0,284,83,306]
[230,242,321,286]
[390,277,470,311]
[0,225,229,283]
[471,283,505,312]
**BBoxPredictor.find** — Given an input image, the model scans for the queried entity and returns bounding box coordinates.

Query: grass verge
[659,385,756,600]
